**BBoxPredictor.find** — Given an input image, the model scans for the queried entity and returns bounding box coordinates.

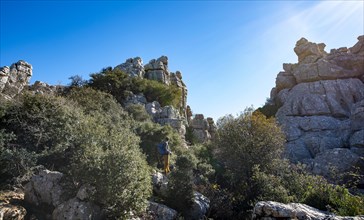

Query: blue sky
[1,1,363,120]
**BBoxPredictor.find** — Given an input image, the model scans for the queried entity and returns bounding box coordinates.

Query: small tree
[214,108,285,213]
[166,154,196,216]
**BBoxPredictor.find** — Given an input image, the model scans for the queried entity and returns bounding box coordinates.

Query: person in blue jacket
[158,137,171,174]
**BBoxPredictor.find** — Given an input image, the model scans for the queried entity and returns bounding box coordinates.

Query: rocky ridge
[116,55,215,142]
[269,36,364,179]
[0,56,216,143]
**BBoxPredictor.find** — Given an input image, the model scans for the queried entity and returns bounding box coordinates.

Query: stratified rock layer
[270,36,364,179]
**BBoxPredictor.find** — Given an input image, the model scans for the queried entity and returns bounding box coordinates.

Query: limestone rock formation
[114,57,145,78]
[144,56,171,85]
[189,114,216,143]
[0,60,32,100]
[269,36,364,179]
[27,80,64,95]
[116,55,188,118]
[252,201,364,220]
[24,170,64,207]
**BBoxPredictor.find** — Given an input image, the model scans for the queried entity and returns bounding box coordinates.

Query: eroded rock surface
[0,60,32,100]
[252,201,364,220]
[269,36,364,179]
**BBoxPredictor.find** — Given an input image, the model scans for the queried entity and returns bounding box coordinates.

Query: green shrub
[136,78,182,108]
[135,121,184,167]
[215,109,285,186]
[166,154,195,215]
[0,93,78,169]
[185,126,198,145]
[0,129,37,187]
[68,111,151,218]
[125,104,151,122]
[249,159,364,216]
[88,68,181,108]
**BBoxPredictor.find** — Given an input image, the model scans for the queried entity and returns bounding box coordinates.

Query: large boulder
[148,201,178,220]
[252,201,363,220]
[24,170,64,207]
[269,36,364,179]
[151,172,169,198]
[294,37,326,64]
[184,192,210,220]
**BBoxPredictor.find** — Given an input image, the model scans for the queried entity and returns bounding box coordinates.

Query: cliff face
[270,36,364,178]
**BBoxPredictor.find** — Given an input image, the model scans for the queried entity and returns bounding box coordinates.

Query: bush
[88,68,181,108]
[134,121,185,168]
[249,159,364,216]
[65,87,152,217]
[0,93,78,169]
[166,154,195,215]
[0,129,37,187]
[68,111,151,218]
[1,91,152,216]
[126,104,151,122]
[215,109,285,186]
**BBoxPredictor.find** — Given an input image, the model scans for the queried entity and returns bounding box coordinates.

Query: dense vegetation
[1,68,363,218]
[88,68,182,108]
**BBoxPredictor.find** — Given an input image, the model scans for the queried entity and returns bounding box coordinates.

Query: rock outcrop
[27,80,64,95]
[0,60,32,100]
[116,56,190,138]
[24,170,102,219]
[252,201,364,220]
[114,57,145,78]
[189,114,216,143]
[268,36,364,179]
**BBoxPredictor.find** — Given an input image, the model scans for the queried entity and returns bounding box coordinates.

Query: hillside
[1,37,364,219]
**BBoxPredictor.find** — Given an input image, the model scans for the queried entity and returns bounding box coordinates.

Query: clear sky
[1,1,363,120]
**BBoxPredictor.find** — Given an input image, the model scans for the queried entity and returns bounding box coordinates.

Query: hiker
[158,137,172,174]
